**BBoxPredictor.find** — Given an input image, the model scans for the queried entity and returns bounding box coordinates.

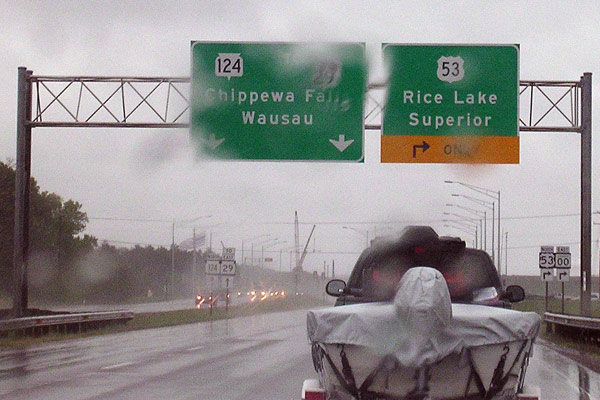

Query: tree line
[1,161,208,305]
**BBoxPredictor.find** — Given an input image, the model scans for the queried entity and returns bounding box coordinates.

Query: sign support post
[562,282,565,314]
[539,246,555,312]
[580,73,592,316]
[545,282,549,312]
[13,67,32,318]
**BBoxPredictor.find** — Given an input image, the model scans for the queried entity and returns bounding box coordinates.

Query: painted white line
[186,345,206,352]
[101,361,135,371]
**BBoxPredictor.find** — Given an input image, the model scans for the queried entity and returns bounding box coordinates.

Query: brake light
[413,245,425,254]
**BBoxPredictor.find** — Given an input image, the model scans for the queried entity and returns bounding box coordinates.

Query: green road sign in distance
[191,42,366,161]
[382,44,519,137]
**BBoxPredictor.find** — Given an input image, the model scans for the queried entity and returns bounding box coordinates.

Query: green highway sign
[381,44,519,164]
[382,44,519,137]
[191,42,367,161]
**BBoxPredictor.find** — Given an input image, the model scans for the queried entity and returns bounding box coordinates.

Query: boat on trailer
[305,267,541,400]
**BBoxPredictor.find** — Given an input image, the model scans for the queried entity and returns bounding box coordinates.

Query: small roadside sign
[222,247,236,260]
[206,259,221,275]
[557,270,570,282]
[540,268,554,282]
[223,276,235,289]
[539,246,555,268]
[220,260,236,275]
[555,246,571,269]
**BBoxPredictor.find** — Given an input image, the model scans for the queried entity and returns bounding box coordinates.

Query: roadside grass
[513,296,600,317]
[0,295,330,348]
[513,297,600,366]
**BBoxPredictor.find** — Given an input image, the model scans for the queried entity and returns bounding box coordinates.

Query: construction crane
[293,211,315,272]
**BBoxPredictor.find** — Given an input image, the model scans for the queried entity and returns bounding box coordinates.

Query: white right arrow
[329,135,354,152]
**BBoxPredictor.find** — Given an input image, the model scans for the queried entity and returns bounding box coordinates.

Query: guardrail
[544,312,600,342]
[0,311,134,337]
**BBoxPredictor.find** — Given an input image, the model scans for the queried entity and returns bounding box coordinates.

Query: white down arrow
[329,135,354,152]
[205,134,225,150]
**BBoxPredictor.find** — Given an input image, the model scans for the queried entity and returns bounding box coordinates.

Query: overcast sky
[1,0,599,278]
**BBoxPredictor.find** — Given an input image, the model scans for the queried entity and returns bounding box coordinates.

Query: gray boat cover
[307,267,540,368]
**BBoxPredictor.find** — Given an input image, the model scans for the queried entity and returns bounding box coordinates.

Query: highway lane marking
[186,345,206,352]
[101,361,135,370]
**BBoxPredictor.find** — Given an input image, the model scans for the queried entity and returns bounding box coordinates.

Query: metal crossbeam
[30,76,189,128]
[518,80,580,132]
[364,80,582,133]
[28,76,583,133]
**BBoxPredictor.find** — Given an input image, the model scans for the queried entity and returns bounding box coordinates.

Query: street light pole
[452,194,495,264]
[443,213,481,249]
[444,224,477,248]
[446,181,501,274]
[171,220,175,300]
[504,231,509,283]
[446,204,486,252]
[170,215,212,300]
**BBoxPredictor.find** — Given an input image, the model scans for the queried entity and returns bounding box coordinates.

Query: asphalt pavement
[0,307,598,399]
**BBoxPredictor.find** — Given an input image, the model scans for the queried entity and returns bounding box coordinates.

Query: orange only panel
[381,135,519,164]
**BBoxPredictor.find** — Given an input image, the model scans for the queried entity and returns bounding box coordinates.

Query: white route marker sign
[540,268,554,282]
[538,246,555,268]
[557,269,570,282]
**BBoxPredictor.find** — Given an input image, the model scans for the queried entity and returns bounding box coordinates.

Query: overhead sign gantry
[11,43,592,317]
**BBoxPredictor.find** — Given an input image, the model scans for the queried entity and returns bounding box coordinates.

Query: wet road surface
[0,308,598,399]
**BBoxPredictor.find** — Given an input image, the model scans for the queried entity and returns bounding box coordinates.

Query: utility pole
[192,228,197,295]
[171,221,175,300]
[504,232,508,282]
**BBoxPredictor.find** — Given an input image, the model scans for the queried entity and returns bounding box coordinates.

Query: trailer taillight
[302,379,325,400]
[304,391,325,400]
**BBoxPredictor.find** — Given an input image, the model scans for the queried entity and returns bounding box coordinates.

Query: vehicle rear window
[356,248,498,302]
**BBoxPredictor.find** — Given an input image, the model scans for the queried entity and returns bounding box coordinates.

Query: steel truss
[29,75,583,133]
[12,69,592,319]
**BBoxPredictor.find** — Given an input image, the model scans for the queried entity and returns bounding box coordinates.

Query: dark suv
[327,226,524,307]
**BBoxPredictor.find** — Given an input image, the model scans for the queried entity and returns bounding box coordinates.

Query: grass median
[0,295,332,348]
[512,296,600,372]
